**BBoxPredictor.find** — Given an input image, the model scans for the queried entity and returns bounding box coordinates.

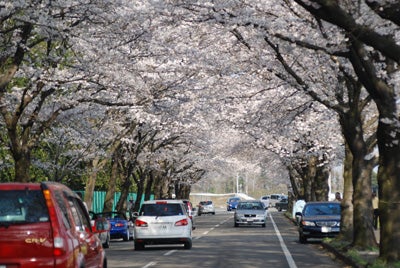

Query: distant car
[102,211,133,241]
[90,211,111,248]
[260,195,270,208]
[198,201,215,215]
[296,201,341,243]
[234,200,267,227]
[134,199,193,250]
[269,194,287,208]
[0,182,107,268]
[227,197,241,211]
[275,198,289,212]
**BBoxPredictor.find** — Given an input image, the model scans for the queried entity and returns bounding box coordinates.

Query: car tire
[135,241,145,250]
[123,230,129,241]
[262,223,266,228]
[234,222,239,227]
[299,233,307,244]
[184,239,192,250]
[198,212,201,216]
[212,212,215,215]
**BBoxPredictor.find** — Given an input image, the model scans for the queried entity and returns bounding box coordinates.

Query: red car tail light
[42,189,66,257]
[115,223,125,227]
[135,219,148,227]
[175,219,189,226]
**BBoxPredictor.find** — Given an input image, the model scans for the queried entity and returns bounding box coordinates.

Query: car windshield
[304,203,341,216]
[140,204,184,216]
[200,201,212,205]
[102,212,126,220]
[229,198,240,203]
[237,202,264,210]
[0,190,49,225]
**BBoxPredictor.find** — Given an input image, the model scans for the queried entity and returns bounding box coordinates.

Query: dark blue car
[227,197,241,211]
[296,202,341,243]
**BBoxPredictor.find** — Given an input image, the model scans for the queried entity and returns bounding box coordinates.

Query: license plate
[321,227,332,233]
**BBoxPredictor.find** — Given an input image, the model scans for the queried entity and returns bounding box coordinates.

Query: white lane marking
[269,213,297,268]
[142,261,157,268]
[164,250,177,256]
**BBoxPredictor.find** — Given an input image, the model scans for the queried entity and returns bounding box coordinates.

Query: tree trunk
[376,116,400,262]
[337,143,354,242]
[339,110,376,248]
[103,156,118,212]
[14,150,31,182]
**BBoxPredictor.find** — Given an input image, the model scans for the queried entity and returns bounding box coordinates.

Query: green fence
[76,191,153,213]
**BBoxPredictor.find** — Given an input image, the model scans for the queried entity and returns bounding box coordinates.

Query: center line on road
[164,250,177,256]
[269,213,298,268]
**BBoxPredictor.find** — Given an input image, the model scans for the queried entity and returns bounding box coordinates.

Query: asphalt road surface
[105,209,348,268]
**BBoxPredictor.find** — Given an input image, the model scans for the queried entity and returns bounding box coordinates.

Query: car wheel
[299,233,307,244]
[184,239,192,250]
[135,241,145,250]
[262,223,266,228]
[234,222,239,227]
[123,230,129,241]
[103,234,110,248]
[212,212,215,215]
[198,212,201,216]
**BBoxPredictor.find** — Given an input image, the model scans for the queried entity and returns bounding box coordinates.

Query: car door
[67,195,103,268]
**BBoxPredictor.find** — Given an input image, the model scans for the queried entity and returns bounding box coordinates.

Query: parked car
[102,211,133,241]
[182,199,196,229]
[0,182,107,268]
[134,199,193,250]
[275,198,289,211]
[296,201,341,243]
[234,200,267,227]
[260,195,270,208]
[227,197,241,211]
[269,194,287,208]
[198,201,215,215]
[90,211,111,248]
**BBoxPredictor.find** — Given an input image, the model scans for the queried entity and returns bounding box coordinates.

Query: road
[105,209,347,268]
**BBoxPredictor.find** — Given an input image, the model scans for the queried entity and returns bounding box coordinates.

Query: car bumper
[235,218,266,225]
[300,226,340,238]
[110,229,128,238]
[134,237,191,245]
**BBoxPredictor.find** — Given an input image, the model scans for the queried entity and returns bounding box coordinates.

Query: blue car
[227,197,241,211]
[101,211,132,241]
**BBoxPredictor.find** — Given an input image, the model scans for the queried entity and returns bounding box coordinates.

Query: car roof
[143,199,184,204]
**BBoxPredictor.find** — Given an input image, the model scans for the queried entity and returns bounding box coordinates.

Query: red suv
[0,182,107,268]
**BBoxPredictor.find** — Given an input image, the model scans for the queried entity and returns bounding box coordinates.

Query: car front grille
[244,214,257,217]
[316,221,338,227]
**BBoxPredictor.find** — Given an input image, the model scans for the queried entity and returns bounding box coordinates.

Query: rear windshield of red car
[0,190,49,224]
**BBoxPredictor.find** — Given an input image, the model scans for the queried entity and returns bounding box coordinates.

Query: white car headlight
[302,221,316,226]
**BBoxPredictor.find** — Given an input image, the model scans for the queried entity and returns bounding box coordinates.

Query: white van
[269,194,287,208]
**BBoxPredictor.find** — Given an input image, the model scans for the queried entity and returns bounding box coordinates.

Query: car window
[140,204,184,216]
[238,202,263,210]
[0,190,49,224]
[54,190,72,229]
[67,195,92,232]
[304,204,341,216]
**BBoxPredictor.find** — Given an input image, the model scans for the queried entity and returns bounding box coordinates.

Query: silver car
[197,200,215,216]
[234,201,267,227]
